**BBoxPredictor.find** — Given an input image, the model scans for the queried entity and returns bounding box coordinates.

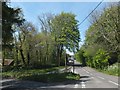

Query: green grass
[1,66,80,82]
[98,63,120,76]
[2,66,64,79]
[19,72,80,83]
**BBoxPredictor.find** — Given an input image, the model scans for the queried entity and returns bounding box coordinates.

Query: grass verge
[1,66,80,82]
[97,63,120,76]
[2,66,63,79]
[19,72,80,83]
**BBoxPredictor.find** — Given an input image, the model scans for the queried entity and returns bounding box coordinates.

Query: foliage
[51,12,80,66]
[51,12,80,52]
[75,48,86,66]
[2,2,24,65]
[2,0,80,69]
[92,49,110,69]
[89,3,120,53]
[2,2,24,47]
[76,3,119,70]
[98,63,120,76]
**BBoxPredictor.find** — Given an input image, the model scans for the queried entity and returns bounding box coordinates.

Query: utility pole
[65,50,67,72]
[73,58,75,73]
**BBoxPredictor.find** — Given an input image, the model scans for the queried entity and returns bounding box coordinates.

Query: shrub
[93,49,110,69]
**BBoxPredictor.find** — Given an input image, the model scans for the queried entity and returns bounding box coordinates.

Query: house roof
[4,59,14,66]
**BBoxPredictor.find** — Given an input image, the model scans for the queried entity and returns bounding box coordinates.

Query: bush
[93,49,110,69]
[102,63,120,76]
[118,54,120,63]
[75,50,86,66]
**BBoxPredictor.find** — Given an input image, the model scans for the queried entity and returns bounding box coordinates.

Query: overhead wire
[78,0,104,26]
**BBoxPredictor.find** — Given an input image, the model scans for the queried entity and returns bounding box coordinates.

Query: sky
[10,2,110,55]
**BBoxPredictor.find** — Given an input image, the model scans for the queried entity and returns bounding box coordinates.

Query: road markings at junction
[74,84,79,88]
[90,73,93,75]
[86,71,89,73]
[97,76,105,80]
[108,80,119,86]
[81,81,86,88]
[0,85,12,89]
[83,69,89,73]
[91,77,94,79]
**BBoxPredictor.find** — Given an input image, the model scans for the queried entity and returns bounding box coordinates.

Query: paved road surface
[1,61,120,89]
[72,61,119,88]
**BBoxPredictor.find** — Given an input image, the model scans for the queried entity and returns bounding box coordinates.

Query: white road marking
[57,86,66,88]
[74,84,79,88]
[41,85,66,88]
[91,77,94,79]
[90,73,93,75]
[98,76,105,80]
[83,69,86,71]
[74,69,78,74]
[70,67,73,72]
[108,80,119,86]
[86,71,89,73]
[41,87,46,88]
[83,69,89,73]
[0,79,15,83]
[0,85,12,89]
[81,81,86,88]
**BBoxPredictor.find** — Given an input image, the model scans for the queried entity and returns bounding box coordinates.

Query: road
[1,61,120,90]
[72,61,119,88]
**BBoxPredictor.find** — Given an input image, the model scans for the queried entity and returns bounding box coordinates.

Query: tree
[75,48,86,66]
[89,3,120,53]
[38,12,80,66]
[2,2,24,66]
[0,2,2,58]
[51,12,80,66]
[14,22,36,67]
[77,3,120,68]
[38,13,54,66]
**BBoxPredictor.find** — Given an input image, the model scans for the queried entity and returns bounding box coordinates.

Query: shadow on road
[80,75,89,79]
[2,75,91,90]
[67,64,83,67]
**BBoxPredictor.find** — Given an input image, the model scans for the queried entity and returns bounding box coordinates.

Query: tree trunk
[59,45,63,66]
[46,43,48,65]
[57,46,60,66]
[15,47,19,67]
[2,49,6,66]
[20,49,26,66]
[36,50,38,61]
[27,51,30,66]
[39,49,42,63]
[2,50,5,66]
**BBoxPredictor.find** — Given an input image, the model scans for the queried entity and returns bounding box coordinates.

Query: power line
[79,0,104,26]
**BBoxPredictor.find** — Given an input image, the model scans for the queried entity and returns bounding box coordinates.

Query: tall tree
[2,2,24,66]
[89,3,120,53]
[51,12,80,66]
[79,3,120,68]
[0,2,2,60]
[38,13,54,65]
[15,22,36,67]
